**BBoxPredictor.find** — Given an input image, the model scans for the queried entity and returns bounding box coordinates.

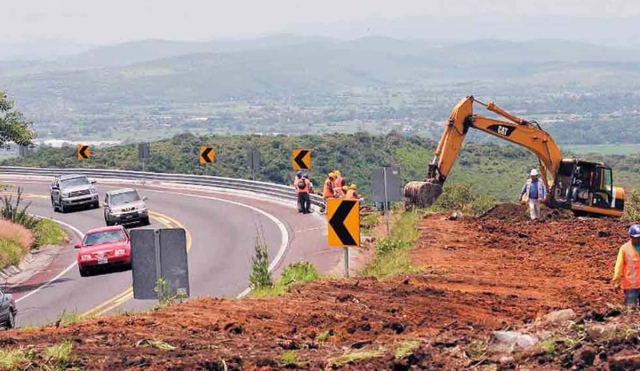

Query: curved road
[2,179,333,328]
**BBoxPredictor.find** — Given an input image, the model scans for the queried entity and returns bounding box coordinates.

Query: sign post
[371,166,402,236]
[138,143,150,172]
[247,147,261,180]
[326,199,360,278]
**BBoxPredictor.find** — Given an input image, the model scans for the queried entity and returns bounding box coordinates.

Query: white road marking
[15,217,83,304]
[135,188,289,299]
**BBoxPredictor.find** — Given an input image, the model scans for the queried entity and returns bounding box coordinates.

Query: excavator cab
[550,159,624,217]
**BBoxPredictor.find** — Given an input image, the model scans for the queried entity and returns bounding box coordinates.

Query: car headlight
[115,249,126,256]
[62,192,69,198]
[81,254,91,261]
[138,208,148,214]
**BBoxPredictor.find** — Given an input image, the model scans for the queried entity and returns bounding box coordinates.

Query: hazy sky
[3,0,639,44]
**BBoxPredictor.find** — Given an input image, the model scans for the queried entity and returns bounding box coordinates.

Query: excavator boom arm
[430,96,563,187]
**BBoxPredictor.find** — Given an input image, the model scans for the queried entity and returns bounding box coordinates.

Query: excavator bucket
[404,179,443,209]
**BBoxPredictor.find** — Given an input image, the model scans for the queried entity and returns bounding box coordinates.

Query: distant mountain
[2,37,639,108]
[288,14,640,48]
[60,34,335,68]
[0,40,95,61]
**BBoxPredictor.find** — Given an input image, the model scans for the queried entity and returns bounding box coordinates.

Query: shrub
[249,229,273,290]
[1,187,38,230]
[432,183,498,216]
[623,190,640,222]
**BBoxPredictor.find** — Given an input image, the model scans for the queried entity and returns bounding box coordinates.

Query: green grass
[45,340,74,364]
[358,210,423,280]
[0,238,25,268]
[0,348,29,370]
[394,340,420,359]
[360,213,379,236]
[316,330,332,342]
[251,261,321,297]
[55,310,83,326]
[281,350,299,367]
[565,144,640,156]
[33,219,67,247]
[329,349,386,366]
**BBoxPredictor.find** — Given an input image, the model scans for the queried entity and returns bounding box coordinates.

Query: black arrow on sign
[329,201,357,246]
[201,147,213,163]
[78,146,89,159]
[294,150,309,169]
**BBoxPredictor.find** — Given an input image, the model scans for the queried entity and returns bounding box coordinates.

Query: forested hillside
[3,132,639,202]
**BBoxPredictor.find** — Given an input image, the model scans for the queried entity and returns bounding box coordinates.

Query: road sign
[327,199,360,247]
[371,167,401,236]
[77,145,90,160]
[138,143,150,160]
[372,167,402,203]
[131,228,190,300]
[292,149,311,170]
[199,146,215,164]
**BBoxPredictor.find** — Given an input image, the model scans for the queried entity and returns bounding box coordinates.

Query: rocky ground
[1,204,638,370]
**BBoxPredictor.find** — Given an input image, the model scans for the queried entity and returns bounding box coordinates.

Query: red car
[76,225,132,277]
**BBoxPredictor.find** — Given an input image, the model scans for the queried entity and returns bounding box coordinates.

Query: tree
[0,91,34,147]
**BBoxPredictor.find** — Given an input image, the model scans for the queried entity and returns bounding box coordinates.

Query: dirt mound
[0,210,634,370]
[481,203,573,222]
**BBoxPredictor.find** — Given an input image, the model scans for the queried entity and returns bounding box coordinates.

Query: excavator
[404,95,626,218]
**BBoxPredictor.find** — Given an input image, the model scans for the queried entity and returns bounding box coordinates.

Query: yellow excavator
[404,95,626,217]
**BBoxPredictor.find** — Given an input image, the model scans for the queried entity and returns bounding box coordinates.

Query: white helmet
[530,169,539,176]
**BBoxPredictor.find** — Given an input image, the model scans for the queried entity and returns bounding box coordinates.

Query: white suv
[103,188,150,226]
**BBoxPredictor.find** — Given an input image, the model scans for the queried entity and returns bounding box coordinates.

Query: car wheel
[60,203,67,213]
[7,310,15,329]
[142,216,151,226]
[79,266,89,277]
[93,201,100,209]
[51,198,58,212]
[105,219,113,226]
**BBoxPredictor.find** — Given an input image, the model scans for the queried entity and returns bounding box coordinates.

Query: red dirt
[1,205,636,370]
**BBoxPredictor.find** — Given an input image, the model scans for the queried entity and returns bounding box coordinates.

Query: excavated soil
[1,205,637,370]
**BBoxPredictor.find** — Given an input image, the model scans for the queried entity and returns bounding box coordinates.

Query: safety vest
[345,189,358,200]
[334,176,344,196]
[298,179,310,194]
[523,179,546,201]
[323,179,334,198]
[622,241,640,290]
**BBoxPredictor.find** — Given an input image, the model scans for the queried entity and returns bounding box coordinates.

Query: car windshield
[60,177,90,188]
[111,191,140,205]
[83,230,125,246]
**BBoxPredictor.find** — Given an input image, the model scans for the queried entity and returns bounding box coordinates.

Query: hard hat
[296,171,302,176]
[334,170,341,176]
[530,169,539,176]
[349,184,357,190]
[328,172,335,178]
[302,173,309,179]
[342,185,349,191]
[629,224,640,238]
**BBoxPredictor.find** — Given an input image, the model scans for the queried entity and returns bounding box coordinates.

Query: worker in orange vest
[323,173,336,201]
[345,184,359,200]
[333,170,345,198]
[612,224,640,306]
[295,173,311,214]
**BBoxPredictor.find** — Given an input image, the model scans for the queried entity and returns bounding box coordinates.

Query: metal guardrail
[0,166,326,207]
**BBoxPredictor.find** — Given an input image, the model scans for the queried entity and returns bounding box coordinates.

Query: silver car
[103,188,150,226]
[50,174,99,213]
[0,288,17,329]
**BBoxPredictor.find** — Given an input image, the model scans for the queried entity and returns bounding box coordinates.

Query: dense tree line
[4,132,638,203]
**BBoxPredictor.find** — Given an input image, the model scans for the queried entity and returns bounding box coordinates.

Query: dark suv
[0,288,17,329]
[50,174,99,213]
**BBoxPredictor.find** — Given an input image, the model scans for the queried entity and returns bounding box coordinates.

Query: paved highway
[2,179,334,327]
